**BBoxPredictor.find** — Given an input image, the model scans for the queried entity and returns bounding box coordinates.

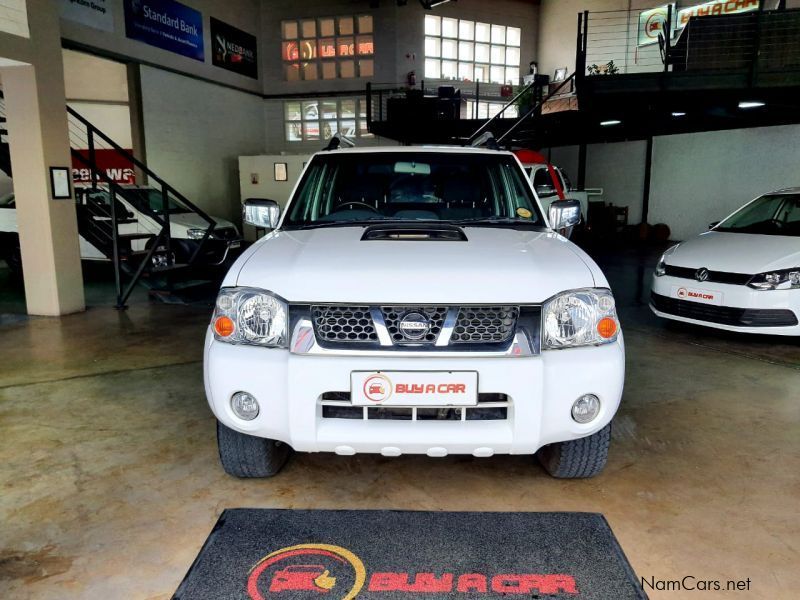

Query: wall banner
[60,0,114,32]
[676,0,761,30]
[123,0,204,62]
[210,17,258,79]
[638,4,676,47]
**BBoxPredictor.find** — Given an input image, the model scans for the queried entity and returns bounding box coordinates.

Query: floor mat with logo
[173,509,646,600]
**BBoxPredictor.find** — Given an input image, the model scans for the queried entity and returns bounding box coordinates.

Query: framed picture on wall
[49,167,72,199]
[274,162,288,182]
[553,67,568,82]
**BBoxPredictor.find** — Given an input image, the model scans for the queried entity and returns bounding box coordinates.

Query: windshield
[716,194,800,236]
[282,152,544,229]
[125,189,190,215]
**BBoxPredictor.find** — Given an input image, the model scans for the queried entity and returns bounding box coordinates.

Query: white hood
[669,231,800,273]
[171,212,237,231]
[230,226,599,304]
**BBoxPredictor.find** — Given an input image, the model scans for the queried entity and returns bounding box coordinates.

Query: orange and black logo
[248,544,366,599]
[247,543,578,598]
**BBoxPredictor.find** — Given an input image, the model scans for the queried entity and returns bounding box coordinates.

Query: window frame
[424,15,521,85]
[284,97,374,143]
[281,14,374,81]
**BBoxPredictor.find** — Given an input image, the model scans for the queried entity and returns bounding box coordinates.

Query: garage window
[464,100,518,119]
[424,15,521,85]
[282,15,374,81]
[284,98,373,142]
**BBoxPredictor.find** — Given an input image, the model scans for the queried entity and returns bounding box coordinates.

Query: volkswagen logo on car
[695,267,710,282]
[398,312,431,341]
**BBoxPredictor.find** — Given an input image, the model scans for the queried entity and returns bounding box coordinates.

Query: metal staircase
[0,88,222,308]
[66,107,220,308]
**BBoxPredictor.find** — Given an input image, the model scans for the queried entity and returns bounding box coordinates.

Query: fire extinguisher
[407,70,416,87]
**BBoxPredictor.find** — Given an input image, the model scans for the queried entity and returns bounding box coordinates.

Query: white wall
[63,48,128,103]
[587,140,647,225]
[140,66,265,221]
[650,124,800,240]
[537,0,628,79]
[239,154,308,210]
[67,102,132,148]
[548,141,647,225]
[546,124,800,241]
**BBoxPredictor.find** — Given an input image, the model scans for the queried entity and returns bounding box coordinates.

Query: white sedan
[651,189,800,335]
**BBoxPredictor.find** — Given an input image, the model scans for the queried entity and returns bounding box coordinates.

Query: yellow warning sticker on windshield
[516,208,532,219]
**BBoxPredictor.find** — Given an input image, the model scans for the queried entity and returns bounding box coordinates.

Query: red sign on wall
[72,149,136,185]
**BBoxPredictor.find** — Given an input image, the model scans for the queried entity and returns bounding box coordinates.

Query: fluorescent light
[600,119,621,126]
[671,111,686,117]
[738,101,765,109]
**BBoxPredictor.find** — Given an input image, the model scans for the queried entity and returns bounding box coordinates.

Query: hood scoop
[361,223,468,242]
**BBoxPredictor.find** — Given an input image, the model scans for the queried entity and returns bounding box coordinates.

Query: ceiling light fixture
[738,101,765,109]
[671,111,686,117]
[420,0,455,9]
[600,119,621,126]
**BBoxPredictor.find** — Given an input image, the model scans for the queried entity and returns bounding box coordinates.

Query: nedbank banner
[211,17,258,79]
[123,0,204,62]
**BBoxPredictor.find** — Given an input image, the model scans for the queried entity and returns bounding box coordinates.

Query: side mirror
[548,199,581,237]
[708,221,719,230]
[243,198,280,229]
[535,183,556,197]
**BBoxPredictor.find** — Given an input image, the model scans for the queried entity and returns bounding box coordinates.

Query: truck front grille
[309,304,523,349]
[312,305,378,343]
[451,306,519,344]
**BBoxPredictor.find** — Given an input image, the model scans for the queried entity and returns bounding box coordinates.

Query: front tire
[537,423,611,478]
[216,421,292,478]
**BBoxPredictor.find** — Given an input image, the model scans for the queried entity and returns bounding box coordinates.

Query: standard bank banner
[123,0,204,62]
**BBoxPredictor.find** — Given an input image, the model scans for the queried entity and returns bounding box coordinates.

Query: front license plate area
[671,285,723,306]
[350,371,478,406]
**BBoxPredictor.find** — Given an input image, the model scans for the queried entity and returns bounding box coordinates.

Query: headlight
[654,255,667,277]
[211,287,288,347]
[187,228,207,240]
[542,288,619,349]
[747,269,800,291]
[654,243,680,277]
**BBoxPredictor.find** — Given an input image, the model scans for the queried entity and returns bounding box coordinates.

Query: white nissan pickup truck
[204,146,624,479]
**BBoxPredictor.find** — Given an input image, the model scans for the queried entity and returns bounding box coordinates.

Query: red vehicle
[368,383,384,395]
[270,565,335,593]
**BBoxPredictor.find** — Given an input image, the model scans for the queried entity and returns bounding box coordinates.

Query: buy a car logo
[248,544,366,600]
[247,543,579,597]
[363,374,392,403]
[270,564,336,593]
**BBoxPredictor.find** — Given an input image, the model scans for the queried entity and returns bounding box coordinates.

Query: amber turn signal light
[597,317,618,339]
[214,315,235,337]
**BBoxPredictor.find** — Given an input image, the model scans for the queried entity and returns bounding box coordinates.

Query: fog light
[231,391,259,421]
[572,394,600,424]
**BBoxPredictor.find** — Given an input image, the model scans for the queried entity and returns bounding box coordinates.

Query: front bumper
[204,330,625,456]
[650,274,800,335]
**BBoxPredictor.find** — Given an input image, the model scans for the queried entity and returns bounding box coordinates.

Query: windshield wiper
[449,217,542,227]
[284,218,453,231]
[282,220,385,231]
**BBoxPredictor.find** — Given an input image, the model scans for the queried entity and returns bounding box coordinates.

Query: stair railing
[71,149,168,309]
[66,106,217,265]
[466,79,538,145]
[494,73,577,146]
